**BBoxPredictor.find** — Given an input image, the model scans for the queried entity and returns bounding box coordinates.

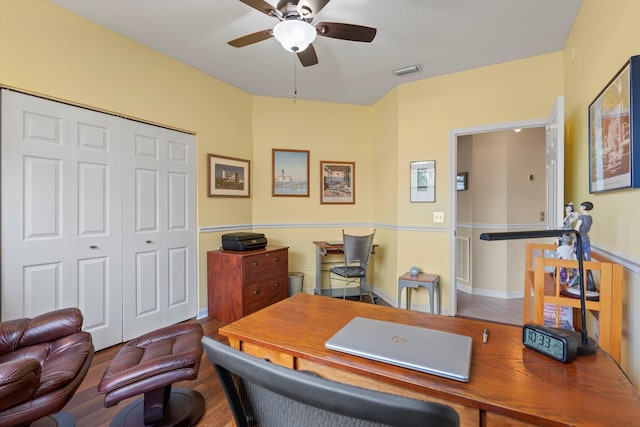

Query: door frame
[448,117,547,316]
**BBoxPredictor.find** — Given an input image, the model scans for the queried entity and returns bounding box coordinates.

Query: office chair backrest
[343,230,375,267]
[202,336,459,427]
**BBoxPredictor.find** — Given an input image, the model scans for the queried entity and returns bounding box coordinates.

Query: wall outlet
[433,211,444,223]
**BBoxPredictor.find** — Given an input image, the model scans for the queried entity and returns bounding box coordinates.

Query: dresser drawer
[243,276,287,315]
[242,248,288,283]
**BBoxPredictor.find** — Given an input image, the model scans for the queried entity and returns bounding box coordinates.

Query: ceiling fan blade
[297,44,319,67]
[315,22,377,42]
[228,29,273,48]
[297,0,331,18]
[237,0,280,18]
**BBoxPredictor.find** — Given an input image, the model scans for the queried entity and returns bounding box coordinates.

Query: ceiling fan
[228,0,377,67]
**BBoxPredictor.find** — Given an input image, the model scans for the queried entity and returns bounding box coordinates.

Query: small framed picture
[320,161,355,204]
[272,149,310,197]
[456,172,468,191]
[207,154,250,197]
[410,160,435,202]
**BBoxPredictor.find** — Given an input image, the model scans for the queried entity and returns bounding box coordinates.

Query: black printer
[221,232,267,251]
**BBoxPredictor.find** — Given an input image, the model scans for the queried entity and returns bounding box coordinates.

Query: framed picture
[272,149,310,197]
[207,154,250,197]
[320,161,355,204]
[456,172,468,191]
[588,55,640,193]
[410,160,435,202]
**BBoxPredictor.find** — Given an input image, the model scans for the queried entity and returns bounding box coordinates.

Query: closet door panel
[1,90,123,351]
[2,92,71,319]
[69,103,123,350]
[163,130,196,326]
[168,171,187,230]
[23,262,63,315]
[78,257,108,331]
[135,168,159,232]
[168,247,188,306]
[135,250,160,315]
[24,157,62,240]
[122,121,196,340]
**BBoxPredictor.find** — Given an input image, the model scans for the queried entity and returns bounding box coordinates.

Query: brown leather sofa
[0,307,94,427]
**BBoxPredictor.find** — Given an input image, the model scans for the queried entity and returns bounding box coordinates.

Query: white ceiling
[48,0,581,106]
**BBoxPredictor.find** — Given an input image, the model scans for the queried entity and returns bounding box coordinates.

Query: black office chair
[329,229,376,302]
[202,336,459,427]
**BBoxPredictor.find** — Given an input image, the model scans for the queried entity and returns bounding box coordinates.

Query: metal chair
[329,230,376,302]
[201,337,459,427]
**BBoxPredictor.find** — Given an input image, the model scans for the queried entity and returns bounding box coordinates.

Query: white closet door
[1,90,123,350]
[121,120,196,340]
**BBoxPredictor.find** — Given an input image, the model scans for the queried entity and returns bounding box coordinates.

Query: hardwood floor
[64,316,234,427]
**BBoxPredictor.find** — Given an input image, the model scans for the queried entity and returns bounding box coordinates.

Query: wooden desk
[312,241,377,296]
[219,293,640,426]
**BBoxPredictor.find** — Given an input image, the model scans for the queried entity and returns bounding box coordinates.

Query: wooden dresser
[207,246,289,322]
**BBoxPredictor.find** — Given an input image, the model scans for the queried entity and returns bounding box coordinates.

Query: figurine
[562,202,578,231]
[574,201,593,261]
[556,202,578,283]
[574,201,596,292]
[555,234,576,285]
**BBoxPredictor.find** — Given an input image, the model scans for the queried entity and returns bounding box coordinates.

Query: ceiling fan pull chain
[293,55,298,104]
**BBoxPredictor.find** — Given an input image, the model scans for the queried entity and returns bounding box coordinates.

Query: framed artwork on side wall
[208,154,250,197]
[321,161,355,204]
[588,55,640,193]
[410,160,435,202]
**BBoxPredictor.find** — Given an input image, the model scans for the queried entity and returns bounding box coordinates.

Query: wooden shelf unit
[523,243,624,363]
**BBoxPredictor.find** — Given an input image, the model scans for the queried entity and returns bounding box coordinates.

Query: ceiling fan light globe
[273,20,316,53]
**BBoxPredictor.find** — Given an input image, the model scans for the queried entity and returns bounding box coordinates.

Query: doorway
[454,127,547,323]
[450,119,547,320]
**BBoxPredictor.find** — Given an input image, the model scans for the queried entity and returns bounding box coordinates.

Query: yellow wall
[2,0,640,389]
[389,53,563,310]
[250,96,373,225]
[563,0,640,386]
[370,89,401,304]
[246,96,374,288]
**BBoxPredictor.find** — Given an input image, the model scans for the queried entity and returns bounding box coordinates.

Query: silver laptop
[325,317,472,382]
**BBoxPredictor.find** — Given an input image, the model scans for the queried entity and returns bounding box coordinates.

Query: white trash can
[287,272,304,296]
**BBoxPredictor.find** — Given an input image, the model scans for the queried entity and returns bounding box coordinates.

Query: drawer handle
[253,289,260,295]
[274,282,280,287]
[89,245,98,249]
[253,262,259,267]
[262,357,270,362]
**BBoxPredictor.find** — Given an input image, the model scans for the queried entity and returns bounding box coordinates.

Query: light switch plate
[433,212,444,223]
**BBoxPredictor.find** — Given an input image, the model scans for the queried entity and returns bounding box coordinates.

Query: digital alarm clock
[522,324,578,363]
